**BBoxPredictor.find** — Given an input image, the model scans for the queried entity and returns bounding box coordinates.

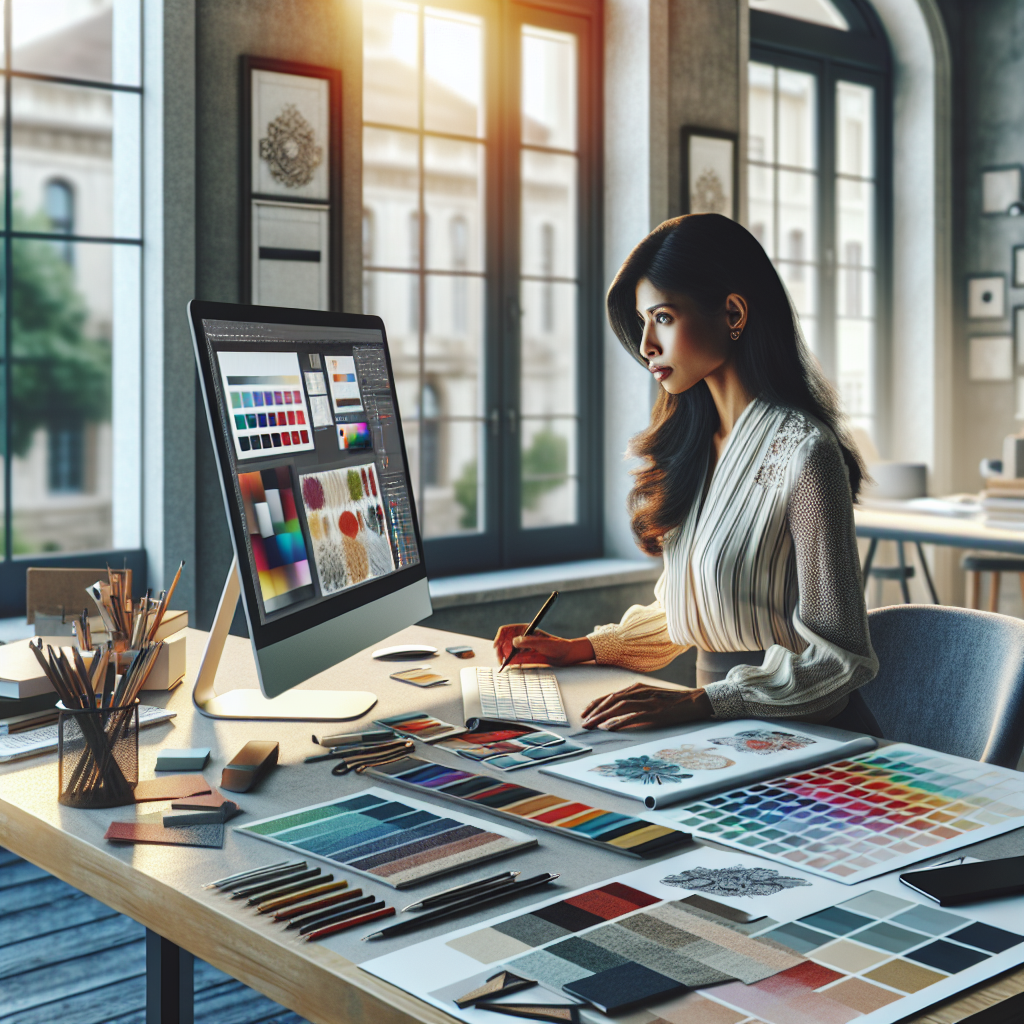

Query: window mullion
[3,0,12,563]
[818,60,837,383]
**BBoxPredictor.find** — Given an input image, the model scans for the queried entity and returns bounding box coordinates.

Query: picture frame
[681,127,738,220]
[1015,306,1024,366]
[981,165,1023,215]
[967,274,1006,320]
[241,56,343,309]
[1014,246,1024,288]
[969,335,1013,382]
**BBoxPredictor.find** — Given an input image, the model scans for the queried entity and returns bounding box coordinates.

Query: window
[0,0,142,559]
[749,0,889,441]
[362,0,600,574]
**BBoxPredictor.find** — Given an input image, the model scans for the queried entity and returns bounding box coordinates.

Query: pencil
[293,895,379,933]
[204,860,301,889]
[274,888,364,923]
[304,906,394,941]
[257,879,349,914]
[498,591,559,673]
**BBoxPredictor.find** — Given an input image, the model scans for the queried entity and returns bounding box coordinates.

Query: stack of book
[981,477,1024,530]
[0,637,63,735]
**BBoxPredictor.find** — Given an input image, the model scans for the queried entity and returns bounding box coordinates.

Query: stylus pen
[363,873,560,940]
[402,871,521,912]
[313,729,395,748]
[205,860,304,889]
[226,863,313,896]
[303,905,395,940]
[276,888,365,924]
[498,591,559,673]
[292,892,380,933]
[233,867,321,900]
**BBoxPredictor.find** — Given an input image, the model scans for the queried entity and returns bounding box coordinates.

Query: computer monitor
[188,300,431,719]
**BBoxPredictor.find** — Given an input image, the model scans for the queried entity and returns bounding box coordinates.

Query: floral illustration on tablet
[656,745,735,770]
[661,865,812,897]
[592,755,692,786]
[709,729,816,755]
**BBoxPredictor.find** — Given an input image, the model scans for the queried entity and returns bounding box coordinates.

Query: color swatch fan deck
[218,350,314,459]
[542,720,876,809]
[360,846,1024,1024]
[653,744,1024,884]
[236,787,536,889]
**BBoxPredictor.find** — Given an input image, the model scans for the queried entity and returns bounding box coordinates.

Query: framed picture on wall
[981,165,1022,215]
[969,335,1013,381]
[681,127,738,220]
[1015,306,1024,365]
[1014,246,1024,288]
[241,56,342,309]
[967,275,1006,320]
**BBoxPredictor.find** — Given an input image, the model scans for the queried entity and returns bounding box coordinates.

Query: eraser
[155,748,211,771]
[221,740,279,793]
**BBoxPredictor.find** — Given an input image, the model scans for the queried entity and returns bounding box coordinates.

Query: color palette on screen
[659,745,1024,883]
[237,788,536,889]
[226,378,313,457]
[238,467,314,612]
[364,756,692,859]
[338,421,372,450]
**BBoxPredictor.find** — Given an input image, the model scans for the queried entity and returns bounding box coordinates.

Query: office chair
[861,605,1024,769]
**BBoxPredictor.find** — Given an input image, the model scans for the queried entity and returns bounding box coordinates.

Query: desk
[1,625,1022,1024]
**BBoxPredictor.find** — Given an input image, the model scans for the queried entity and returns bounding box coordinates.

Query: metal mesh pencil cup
[57,701,139,808]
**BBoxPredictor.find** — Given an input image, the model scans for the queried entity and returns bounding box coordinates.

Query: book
[540,719,877,809]
[0,637,69,699]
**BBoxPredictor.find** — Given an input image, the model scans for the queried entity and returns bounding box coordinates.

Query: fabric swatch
[505,950,594,990]
[906,939,990,974]
[863,958,947,993]
[133,774,211,802]
[761,922,831,955]
[446,929,534,964]
[650,992,747,1023]
[948,922,1024,954]
[810,939,889,973]
[836,891,915,920]
[493,914,572,947]
[563,962,685,1014]
[890,906,969,936]
[854,921,929,954]
[822,977,902,1013]
[546,937,630,974]
[105,813,224,849]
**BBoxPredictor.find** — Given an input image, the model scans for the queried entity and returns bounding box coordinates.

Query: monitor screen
[190,303,428,666]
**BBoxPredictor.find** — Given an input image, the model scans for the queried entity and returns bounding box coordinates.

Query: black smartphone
[900,856,1024,906]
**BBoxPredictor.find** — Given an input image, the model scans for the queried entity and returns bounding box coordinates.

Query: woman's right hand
[492,624,596,667]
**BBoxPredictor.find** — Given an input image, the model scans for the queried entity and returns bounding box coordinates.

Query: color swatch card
[236,786,536,889]
[437,723,592,772]
[239,466,314,613]
[651,743,1024,885]
[361,844,1024,1024]
[299,464,394,595]
[363,756,691,859]
[374,712,467,742]
[217,350,314,459]
[542,720,876,809]
[326,354,363,413]
[338,421,372,450]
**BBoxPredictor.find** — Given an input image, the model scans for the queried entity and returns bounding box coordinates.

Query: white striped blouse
[588,397,878,720]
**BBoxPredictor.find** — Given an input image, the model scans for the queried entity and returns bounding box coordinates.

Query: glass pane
[10,240,115,553]
[836,81,875,179]
[363,127,420,269]
[837,317,875,429]
[421,419,483,537]
[522,25,577,151]
[747,165,775,258]
[837,177,874,271]
[424,137,484,271]
[778,169,816,273]
[778,261,817,321]
[839,267,875,320]
[749,0,849,30]
[425,274,483,417]
[364,270,420,360]
[13,0,142,87]
[520,280,576,417]
[424,7,483,138]
[363,0,420,129]
[521,417,576,528]
[521,151,577,278]
[777,68,816,170]
[12,80,142,240]
[748,62,775,165]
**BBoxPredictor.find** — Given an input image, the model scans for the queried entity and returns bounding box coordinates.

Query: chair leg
[862,538,878,583]
[989,572,1002,613]
[896,542,912,604]
[968,571,981,610]
[915,542,940,604]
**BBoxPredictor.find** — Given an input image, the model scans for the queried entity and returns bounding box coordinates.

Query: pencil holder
[57,701,139,808]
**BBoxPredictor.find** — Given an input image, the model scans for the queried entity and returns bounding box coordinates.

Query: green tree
[521,427,568,510]
[454,459,478,529]
[7,211,111,457]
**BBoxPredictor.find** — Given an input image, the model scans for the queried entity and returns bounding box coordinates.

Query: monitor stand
[192,555,379,721]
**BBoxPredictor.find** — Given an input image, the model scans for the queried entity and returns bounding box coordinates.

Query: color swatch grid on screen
[426,883,1023,1024]
[364,756,692,859]
[299,464,394,596]
[218,351,315,459]
[327,355,363,413]
[238,467,313,613]
[338,421,372,450]
[656,745,1024,884]
[236,788,536,889]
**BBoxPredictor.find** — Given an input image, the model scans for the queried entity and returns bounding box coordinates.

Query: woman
[494,214,879,733]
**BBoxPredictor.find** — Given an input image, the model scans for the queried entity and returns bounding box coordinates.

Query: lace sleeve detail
[702,430,878,719]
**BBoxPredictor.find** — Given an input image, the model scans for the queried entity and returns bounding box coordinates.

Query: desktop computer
[188,301,431,720]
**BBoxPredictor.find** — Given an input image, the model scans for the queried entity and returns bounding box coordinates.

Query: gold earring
[730,329,741,340]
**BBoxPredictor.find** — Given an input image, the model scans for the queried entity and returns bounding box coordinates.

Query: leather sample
[133,774,211,802]
[563,962,685,1013]
[105,812,224,848]
[453,971,535,1008]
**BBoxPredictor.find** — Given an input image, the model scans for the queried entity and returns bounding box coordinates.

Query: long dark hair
[607,213,864,556]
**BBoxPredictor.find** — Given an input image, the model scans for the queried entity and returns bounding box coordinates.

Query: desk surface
[855,505,1024,554]
[1,624,1022,1024]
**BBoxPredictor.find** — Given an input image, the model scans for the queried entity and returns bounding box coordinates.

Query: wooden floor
[0,847,311,1024]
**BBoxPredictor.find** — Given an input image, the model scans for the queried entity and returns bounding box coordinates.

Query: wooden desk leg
[989,572,1002,613]
[146,929,194,1024]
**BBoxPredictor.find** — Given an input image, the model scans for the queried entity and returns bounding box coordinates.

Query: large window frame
[361,0,603,578]
[750,0,892,446]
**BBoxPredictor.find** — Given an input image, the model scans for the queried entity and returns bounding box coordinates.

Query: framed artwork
[981,165,1022,215]
[681,128,738,220]
[1014,246,1024,287]
[241,56,342,309]
[968,275,1006,319]
[969,335,1013,381]
[1015,306,1024,366]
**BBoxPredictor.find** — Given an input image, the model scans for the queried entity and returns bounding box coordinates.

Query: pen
[498,591,559,673]
[402,871,521,912]
[296,896,381,934]
[257,879,349,914]
[275,888,365,923]
[203,860,300,889]
[363,872,560,940]
[304,905,395,941]
[225,863,312,896]
[233,867,320,899]
[313,728,395,748]
[244,871,327,906]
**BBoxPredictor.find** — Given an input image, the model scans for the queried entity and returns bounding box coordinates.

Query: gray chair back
[862,605,1024,768]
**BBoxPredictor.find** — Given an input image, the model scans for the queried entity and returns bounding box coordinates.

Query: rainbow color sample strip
[238,467,314,613]
[655,744,1024,884]
[236,787,536,889]
[364,756,691,858]
[338,421,372,450]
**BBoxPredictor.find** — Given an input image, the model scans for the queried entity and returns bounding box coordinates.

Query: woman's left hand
[581,682,713,731]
